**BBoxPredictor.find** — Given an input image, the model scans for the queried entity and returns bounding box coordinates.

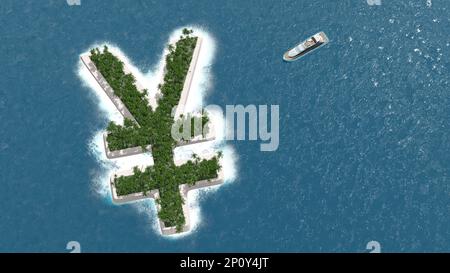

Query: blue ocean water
[0,0,449,252]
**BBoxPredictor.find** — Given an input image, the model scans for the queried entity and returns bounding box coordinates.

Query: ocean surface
[0,0,449,252]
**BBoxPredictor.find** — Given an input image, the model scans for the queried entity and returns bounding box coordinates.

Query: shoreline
[174,37,203,119]
[82,36,216,160]
[80,54,137,124]
[79,29,230,236]
[110,152,225,235]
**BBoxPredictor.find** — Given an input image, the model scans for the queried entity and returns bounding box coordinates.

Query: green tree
[91,29,221,231]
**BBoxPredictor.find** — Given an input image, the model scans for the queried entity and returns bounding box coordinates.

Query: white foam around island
[78,26,237,238]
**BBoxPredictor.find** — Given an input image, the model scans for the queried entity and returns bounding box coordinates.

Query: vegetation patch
[90,29,221,231]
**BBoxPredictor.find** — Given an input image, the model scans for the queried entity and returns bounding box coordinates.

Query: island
[81,28,224,235]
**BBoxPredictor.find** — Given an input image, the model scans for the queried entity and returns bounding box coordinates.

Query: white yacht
[283,32,329,62]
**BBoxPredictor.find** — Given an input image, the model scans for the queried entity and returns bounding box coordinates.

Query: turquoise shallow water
[0,0,449,252]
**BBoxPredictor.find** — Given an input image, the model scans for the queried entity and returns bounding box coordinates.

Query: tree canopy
[90,29,221,231]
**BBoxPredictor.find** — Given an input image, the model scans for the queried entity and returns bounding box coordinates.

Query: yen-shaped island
[81,29,224,235]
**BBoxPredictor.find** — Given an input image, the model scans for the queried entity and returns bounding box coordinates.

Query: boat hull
[283,31,329,62]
